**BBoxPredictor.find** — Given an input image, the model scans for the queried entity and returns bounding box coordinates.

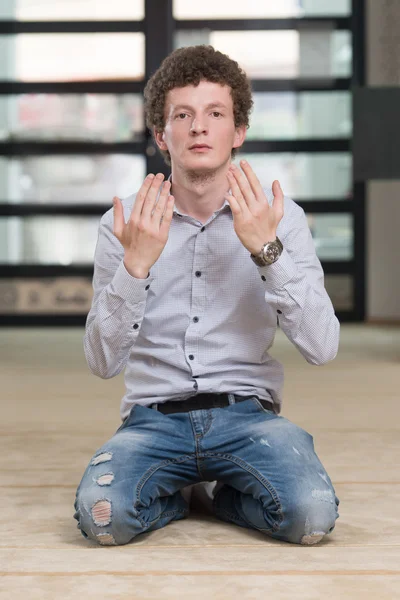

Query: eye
[212,111,222,117]
[176,113,188,119]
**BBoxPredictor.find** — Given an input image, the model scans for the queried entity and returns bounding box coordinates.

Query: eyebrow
[173,102,228,111]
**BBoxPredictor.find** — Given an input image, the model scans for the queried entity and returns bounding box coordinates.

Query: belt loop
[151,402,158,411]
[228,393,236,405]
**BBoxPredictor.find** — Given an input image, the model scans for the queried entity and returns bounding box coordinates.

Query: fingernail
[241,159,247,165]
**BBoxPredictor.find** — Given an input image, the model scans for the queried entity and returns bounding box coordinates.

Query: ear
[232,125,247,149]
[154,128,168,151]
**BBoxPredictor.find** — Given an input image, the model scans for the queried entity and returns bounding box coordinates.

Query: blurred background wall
[0,0,396,325]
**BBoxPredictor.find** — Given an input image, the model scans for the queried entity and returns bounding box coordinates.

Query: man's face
[155,80,246,173]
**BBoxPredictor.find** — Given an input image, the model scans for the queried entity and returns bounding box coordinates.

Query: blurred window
[306,213,353,261]
[173,0,351,19]
[0,216,101,264]
[0,94,144,143]
[0,212,353,265]
[0,155,146,203]
[233,153,352,199]
[0,0,144,20]
[175,30,352,78]
[247,92,351,140]
[0,34,145,81]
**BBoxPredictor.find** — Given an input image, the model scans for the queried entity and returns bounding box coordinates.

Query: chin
[181,155,227,173]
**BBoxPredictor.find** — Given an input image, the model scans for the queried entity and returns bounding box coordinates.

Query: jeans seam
[148,507,189,525]
[134,455,197,519]
[204,452,283,528]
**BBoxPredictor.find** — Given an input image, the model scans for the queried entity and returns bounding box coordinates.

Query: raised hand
[225,161,284,255]
[113,173,175,278]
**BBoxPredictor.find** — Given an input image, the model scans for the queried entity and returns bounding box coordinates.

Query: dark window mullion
[0,309,354,326]
[0,265,94,277]
[0,260,355,279]
[175,17,352,31]
[0,20,145,34]
[296,201,354,213]
[251,79,351,92]
[320,261,355,275]
[144,0,173,177]
[0,79,350,95]
[242,140,350,153]
[351,0,366,321]
[0,81,145,95]
[0,141,146,156]
[0,204,113,217]
[0,200,356,218]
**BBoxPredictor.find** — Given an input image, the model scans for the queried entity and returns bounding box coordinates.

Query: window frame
[0,0,365,324]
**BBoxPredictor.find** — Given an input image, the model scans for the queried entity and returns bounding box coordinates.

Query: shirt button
[193,381,198,389]
[261,275,266,281]
[193,316,199,323]
[145,285,150,290]
[189,354,194,360]
[201,227,205,232]
[277,310,282,314]
[133,323,139,329]
[195,271,201,277]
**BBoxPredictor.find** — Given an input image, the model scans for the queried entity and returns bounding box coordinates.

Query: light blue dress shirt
[84,187,340,421]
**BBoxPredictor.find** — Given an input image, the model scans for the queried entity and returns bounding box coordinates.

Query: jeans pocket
[249,396,277,417]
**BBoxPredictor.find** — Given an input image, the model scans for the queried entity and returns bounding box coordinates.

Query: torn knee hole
[97,532,116,546]
[96,473,114,486]
[92,499,112,526]
[301,532,325,545]
[91,452,112,466]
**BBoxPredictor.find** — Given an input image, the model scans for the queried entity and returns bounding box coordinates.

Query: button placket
[184,225,207,369]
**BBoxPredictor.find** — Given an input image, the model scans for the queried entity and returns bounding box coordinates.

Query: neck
[170,161,231,222]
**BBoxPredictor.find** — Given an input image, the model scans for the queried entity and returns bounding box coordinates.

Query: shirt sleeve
[259,198,340,365]
[83,208,154,378]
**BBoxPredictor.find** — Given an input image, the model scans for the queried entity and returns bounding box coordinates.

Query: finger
[272,180,285,217]
[227,171,251,216]
[224,191,241,216]
[131,174,156,220]
[141,173,165,220]
[112,196,124,240]
[239,159,264,201]
[159,195,175,235]
[151,180,171,219]
[229,164,258,211]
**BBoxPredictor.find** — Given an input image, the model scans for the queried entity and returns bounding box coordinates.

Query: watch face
[263,243,280,263]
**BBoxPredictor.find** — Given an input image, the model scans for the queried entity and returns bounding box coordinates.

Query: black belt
[154,392,274,415]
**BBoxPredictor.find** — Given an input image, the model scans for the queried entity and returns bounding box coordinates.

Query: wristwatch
[250,237,283,267]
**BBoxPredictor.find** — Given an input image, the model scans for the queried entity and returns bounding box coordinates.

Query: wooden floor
[1,324,399,599]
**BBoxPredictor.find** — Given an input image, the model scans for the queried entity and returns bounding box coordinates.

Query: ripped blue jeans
[74,395,339,546]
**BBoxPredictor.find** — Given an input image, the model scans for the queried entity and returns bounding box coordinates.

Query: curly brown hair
[144,45,253,165]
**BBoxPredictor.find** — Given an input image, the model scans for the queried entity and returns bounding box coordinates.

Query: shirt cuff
[111,260,154,303]
[257,248,297,291]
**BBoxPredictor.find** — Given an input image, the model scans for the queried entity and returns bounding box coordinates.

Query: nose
[190,117,208,135]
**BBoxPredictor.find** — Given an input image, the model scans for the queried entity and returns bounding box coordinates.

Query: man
[74,45,340,547]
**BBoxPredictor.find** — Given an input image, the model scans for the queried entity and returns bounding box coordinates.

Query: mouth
[189,144,212,151]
